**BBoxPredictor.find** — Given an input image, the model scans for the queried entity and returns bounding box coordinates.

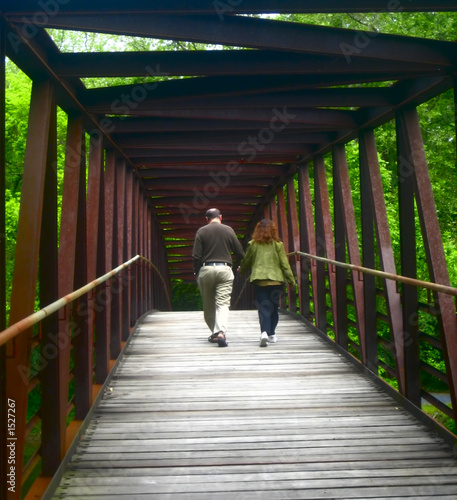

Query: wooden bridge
[44,311,457,499]
[2,1,457,499]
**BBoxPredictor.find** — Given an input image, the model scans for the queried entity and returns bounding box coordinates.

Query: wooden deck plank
[48,310,457,499]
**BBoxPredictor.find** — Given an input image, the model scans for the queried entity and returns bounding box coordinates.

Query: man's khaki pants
[197,265,234,334]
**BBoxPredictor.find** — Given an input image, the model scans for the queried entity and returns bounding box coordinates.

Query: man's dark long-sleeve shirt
[192,222,245,275]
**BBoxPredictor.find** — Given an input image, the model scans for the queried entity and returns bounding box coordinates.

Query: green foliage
[5,63,31,193]
[171,280,202,311]
[278,12,457,41]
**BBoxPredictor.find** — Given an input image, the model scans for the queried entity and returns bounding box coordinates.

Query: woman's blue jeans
[253,284,284,335]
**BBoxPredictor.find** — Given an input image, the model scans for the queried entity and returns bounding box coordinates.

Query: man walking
[192,208,245,347]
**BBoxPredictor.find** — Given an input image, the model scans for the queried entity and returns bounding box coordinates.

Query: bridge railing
[234,248,457,435]
[293,250,456,433]
[0,255,171,499]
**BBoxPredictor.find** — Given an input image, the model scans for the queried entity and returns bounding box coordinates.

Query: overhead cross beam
[3,0,457,14]
[53,50,444,78]
[12,13,456,66]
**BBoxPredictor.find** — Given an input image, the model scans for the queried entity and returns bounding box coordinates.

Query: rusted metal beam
[115,159,130,341]
[87,136,108,384]
[104,88,392,112]
[82,72,396,111]
[28,14,454,66]
[72,132,91,421]
[3,22,135,170]
[54,50,440,78]
[58,115,85,437]
[298,164,318,321]
[132,155,300,167]
[116,131,329,148]
[103,151,115,358]
[333,144,366,361]
[126,170,134,326]
[314,156,337,336]
[286,177,299,313]
[107,107,358,127]
[396,111,421,407]
[4,0,457,14]
[39,88,60,476]
[360,130,405,394]
[400,107,457,421]
[6,79,54,496]
[109,117,330,134]
[138,195,145,316]
[147,206,153,310]
[333,148,349,351]
[269,197,278,230]
[359,133,378,374]
[277,188,289,309]
[107,153,121,358]
[138,165,288,177]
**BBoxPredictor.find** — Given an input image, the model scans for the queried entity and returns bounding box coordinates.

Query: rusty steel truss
[1,1,457,498]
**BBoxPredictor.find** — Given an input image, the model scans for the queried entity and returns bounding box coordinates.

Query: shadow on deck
[45,311,457,499]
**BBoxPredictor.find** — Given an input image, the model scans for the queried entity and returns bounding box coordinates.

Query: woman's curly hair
[251,219,281,244]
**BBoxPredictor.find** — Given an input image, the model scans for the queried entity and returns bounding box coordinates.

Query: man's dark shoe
[217,332,228,347]
[208,332,219,343]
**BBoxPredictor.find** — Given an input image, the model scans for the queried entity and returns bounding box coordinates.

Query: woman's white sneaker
[260,332,268,347]
[268,335,277,343]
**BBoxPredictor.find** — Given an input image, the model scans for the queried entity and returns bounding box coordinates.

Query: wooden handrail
[291,251,457,297]
[0,255,170,347]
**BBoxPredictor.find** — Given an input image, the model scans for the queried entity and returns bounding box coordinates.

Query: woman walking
[239,219,296,347]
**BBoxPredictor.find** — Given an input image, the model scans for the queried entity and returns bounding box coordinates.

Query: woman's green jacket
[239,240,295,284]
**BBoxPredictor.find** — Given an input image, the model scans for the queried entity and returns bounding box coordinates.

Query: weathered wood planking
[49,310,457,499]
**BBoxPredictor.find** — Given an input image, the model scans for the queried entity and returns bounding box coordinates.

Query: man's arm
[192,232,203,275]
[231,233,245,264]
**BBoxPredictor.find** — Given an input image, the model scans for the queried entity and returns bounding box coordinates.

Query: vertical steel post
[58,115,85,437]
[360,130,405,393]
[359,133,378,373]
[6,80,54,495]
[39,86,60,476]
[277,188,290,309]
[116,159,129,340]
[138,194,144,316]
[147,205,153,310]
[298,165,318,322]
[314,156,337,336]
[277,188,288,248]
[105,152,121,357]
[333,144,366,360]
[104,151,115,357]
[402,108,457,419]
[126,170,133,325]
[131,178,139,323]
[332,149,349,350]
[87,137,108,383]
[396,111,421,407]
[86,136,103,349]
[73,133,90,421]
[286,178,299,313]
[269,197,278,229]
